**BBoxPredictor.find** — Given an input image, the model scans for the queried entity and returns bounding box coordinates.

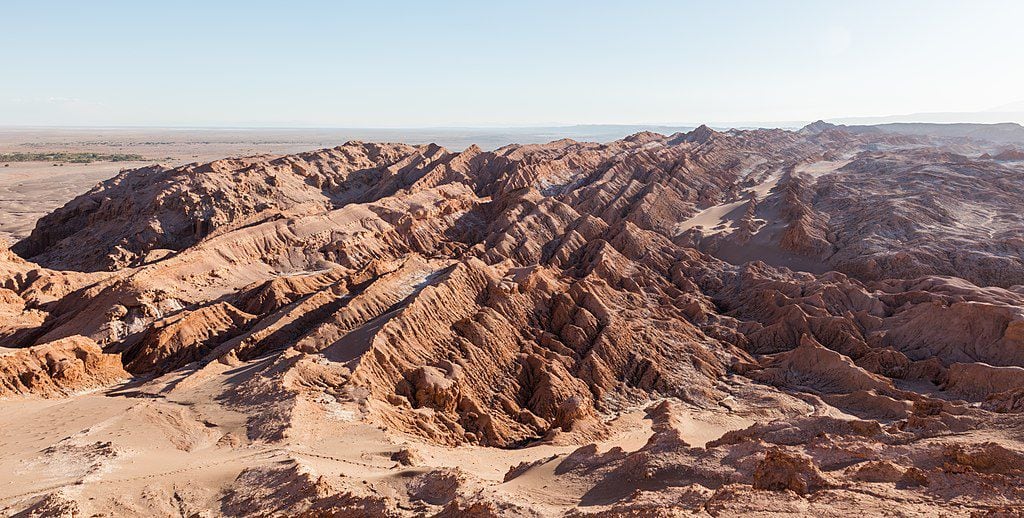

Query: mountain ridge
[2,123,1024,516]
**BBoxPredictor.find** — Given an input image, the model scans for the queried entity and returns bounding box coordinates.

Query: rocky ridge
[3,124,1024,516]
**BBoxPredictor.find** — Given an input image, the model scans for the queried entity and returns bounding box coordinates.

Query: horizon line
[3,112,1024,132]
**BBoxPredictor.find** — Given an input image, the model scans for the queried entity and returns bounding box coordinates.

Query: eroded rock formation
[4,124,1024,516]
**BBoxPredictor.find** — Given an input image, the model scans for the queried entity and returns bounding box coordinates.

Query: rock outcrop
[4,124,1024,516]
[0,336,127,398]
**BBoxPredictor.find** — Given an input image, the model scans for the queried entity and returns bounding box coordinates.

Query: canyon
[2,122,1024,516]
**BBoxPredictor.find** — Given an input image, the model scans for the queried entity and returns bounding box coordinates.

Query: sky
[2,0,1023,127]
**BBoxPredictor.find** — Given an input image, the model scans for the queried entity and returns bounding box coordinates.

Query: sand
[675,168,781,236]
[0,161,150,243]
[0,355,758,516]
[4,127,1024,516]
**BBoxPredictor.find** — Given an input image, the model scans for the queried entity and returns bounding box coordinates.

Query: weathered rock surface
[0,336,127,397]
[4,124,1024,515]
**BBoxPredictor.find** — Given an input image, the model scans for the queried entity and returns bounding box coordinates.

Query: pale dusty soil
[0,357,751,517]
[795,158,851,177]
[674,156,778,237]
[675,158,849,238]
[0,162,149,243]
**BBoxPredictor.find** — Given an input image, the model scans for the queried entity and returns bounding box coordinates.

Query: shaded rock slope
[4,124,1024,516]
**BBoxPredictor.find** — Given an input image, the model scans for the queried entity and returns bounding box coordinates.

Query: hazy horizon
[3,1,1023,127]
[3,114,1024,131]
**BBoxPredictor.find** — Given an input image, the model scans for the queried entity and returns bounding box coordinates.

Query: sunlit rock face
[4,124,1024,516]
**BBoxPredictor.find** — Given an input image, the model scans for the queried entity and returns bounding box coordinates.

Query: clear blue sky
[2,0,1022,127]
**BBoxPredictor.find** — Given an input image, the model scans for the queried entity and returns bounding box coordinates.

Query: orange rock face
[0,336,127,398]
[3,124,1024,515]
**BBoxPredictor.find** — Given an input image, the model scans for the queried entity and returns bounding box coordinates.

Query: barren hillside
[3,123,1024,516]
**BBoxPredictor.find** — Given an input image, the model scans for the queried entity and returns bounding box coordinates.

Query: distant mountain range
[836,121,1024,145]
[829,110,1024,126]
